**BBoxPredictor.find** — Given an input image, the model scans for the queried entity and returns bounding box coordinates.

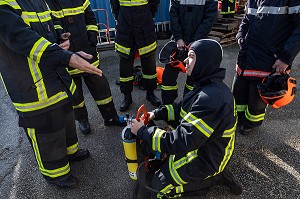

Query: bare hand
[272,60,289,74]
[60,32,71,41]
[177,39,185,49]
[59,39,70,50]
[68,51,102,76]
[130,119,144,135]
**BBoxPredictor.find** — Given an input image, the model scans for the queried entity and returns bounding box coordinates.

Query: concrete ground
[0,42,299,199]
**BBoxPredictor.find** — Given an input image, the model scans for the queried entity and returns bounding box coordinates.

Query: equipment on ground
[257,73,297,108]
[156,66,164,85]
[159,41,188,73]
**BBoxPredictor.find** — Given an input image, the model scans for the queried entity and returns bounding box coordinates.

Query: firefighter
[161,0,218,105]
[46,0,126,135]
[110,0,162,112]
[131,39,242,198]
[0,0,101,188]
[219,0,237,18]
[233,0,300,135]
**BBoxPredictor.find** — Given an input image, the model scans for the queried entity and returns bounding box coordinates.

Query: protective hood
[189,39,223,84]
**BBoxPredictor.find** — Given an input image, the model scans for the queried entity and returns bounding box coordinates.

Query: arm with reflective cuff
[153,102,181,121]
[0,5,73,68]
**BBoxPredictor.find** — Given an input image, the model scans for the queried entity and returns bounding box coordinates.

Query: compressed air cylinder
[122,126,138,180]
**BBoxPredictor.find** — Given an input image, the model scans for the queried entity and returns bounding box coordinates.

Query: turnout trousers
[161,63,194,104]
[72,74,118,122]
[20,103,78,182]
[232,75,267,128]
[119,53,157,94]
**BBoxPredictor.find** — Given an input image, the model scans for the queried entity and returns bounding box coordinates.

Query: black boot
[120,93,133,112]
[239,125,253,135]
[48,175,78,189]
[146,90,161,107]
[77,118,91,135]
[216,169,243,195]
[69,149,90,162]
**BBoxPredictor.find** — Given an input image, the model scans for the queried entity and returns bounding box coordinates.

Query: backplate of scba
[155,22,172,40]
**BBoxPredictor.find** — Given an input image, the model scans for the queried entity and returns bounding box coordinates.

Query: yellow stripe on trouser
[27,128,70,178]
[120,76,134,82]
[245,106,265,122]
[142,73,157,80]
[185,83,193,91]
[86,25,98,31]
[236,104,247,112]
[115,43,131,55]
[73,101,85,109]
[95,96,112,105]
[138,41,156,56]
[67,142,79,155]
[161,84,178,91]
[119,0,148,6]
[68,58,99,75]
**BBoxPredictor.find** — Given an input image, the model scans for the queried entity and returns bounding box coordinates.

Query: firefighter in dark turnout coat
[110,0,162,112]
[233,0,300,135]
[0,0,102,188]
[161,0,217,105]
[131,40,242,198]
[46,0,125,134]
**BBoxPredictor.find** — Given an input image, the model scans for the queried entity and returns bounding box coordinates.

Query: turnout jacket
[170,0,218,44]
[110,0,160,58]
[0,0,77,117]
[137,69,237,185]
[236,0,300,79]
[46,0,99,76]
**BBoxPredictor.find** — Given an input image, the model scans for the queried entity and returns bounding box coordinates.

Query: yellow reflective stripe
[67,142,78,155]
[86,25,98,31]
[92,59,99,67]
[69,79,77,95]
[185,83,193,91]
[120,76,134,82]
[27,128,70,178]
[29,37,51,63]
[119,0,148,6]
[183,111,214,138]
[169,155,187,185]
[27,128,44,170]
[165,105,175,121]
[173,150,198,169]
[13,91,68,112]
[222,122,236,137]
[138,41,156,56]
[152,128,165,152]
[236,104,247,112]
[0,73,8,94]
[245,106,265,122]
[41,163,70,178]
[22,11,52,24]
[142,73,157,80]
[175,185,183,194]
[95,96,112,105]
[214,123,236,176]
[83,0,90,10]
[73,101,85,109]
[233,99,237,117]
[0,0,21,9]
[161,84,178,91]
[54,25,63,29]
[28,58,48,101]
[157,184,174,199]
[115,43,131,55]
[68,58,99,75]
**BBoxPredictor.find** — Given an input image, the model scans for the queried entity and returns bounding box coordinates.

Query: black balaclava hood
[189,39,223,83]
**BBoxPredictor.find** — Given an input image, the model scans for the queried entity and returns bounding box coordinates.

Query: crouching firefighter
[130,40,243,198]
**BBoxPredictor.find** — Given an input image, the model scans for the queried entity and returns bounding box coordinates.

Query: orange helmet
[156,66,164,85]
[257,73,297,108]
[159,41,188,73]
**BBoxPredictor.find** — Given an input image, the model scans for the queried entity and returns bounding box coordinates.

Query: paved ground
[0,42,299,199]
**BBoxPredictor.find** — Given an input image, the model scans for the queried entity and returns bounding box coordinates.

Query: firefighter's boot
[120,93,133,112]
[49,175,78,189]
[216,169,243,195]
[146,90,161,107]
[78,118,91,135]
[69,149,90,162]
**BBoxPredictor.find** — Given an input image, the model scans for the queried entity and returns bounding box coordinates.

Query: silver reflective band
[179,0,206,5]
[289,5,300,14]
[247,6,288,15]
